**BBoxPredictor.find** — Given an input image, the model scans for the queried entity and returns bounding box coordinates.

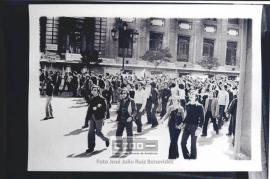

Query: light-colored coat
[204,98,219,118]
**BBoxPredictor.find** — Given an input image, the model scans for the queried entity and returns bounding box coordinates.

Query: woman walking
[161,97,185,159]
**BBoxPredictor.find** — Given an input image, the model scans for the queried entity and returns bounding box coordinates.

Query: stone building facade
[40,17,248,78]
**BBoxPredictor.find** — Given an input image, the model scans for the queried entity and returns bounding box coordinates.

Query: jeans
[151,105,158,126]
[116,121,133,151]
[228,115,236,135]
[181,124,198,159]
[146,101,152,124]
[135,104,143,132]
[160,100,168,117]
[202,111,218,135]
[218,105,226,129]
[45,96,53,118]
[106,100,111,119]
[168,123,181,159]
[88,119,109,150]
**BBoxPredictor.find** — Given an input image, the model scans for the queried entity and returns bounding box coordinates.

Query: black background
[1,1,269,179]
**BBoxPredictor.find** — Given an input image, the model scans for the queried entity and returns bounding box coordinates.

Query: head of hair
[150,82,156,88]
[121,87,130,98]
[91,85,100,93]
[170,82,176,88]
[179,83,185,89]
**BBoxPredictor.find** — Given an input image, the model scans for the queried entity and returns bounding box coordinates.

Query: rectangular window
[68,19,84,54]
[46,18,58,46]
[118,28,133,58]
[39,16,47,52]
[228,18,239,25]
[149,32,163,50]
[203,39,215,58]
[177,36,190,62]
[226,41,237,66]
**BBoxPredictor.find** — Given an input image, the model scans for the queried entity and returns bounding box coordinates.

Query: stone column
[193,19,202,64]
[234,19,252,159]
[217,19,228,66]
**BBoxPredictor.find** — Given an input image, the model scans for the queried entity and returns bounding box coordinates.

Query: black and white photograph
[28,4,262,171]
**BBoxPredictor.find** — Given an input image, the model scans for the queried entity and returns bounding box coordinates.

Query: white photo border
[28,4,262,171]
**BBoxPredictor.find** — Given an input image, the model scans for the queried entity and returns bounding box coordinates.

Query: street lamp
[111,21,139,72]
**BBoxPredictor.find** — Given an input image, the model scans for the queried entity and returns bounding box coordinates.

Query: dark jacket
[161,88,171,103]
[168,108,184,127]
[228,98,238,117]
[116,98,136,123]
[46,82,54,96]
[183,103,205,128]
[149,88,159,106]
[98,79,105,89]
[86,95,107,120]
[52,74,62,87]
[102,87,113,102]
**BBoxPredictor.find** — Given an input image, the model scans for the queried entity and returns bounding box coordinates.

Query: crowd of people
[40,69,239,159]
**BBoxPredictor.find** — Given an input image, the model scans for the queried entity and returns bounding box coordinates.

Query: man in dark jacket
[149,82,159,128]
[181,90,204,159]
[98,75,105,92]
[102,83,113,119]
[39,69,45,95]
[115,88,136,153]
[160,82,171,117]
[226,94,238,146]
[86,85,110,153]
[71,71,78,97]
[52,71,62,96]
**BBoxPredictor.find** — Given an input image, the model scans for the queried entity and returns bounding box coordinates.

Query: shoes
[137,128,142,133]
[82,125,89,129]
[216,130,219,135]
[226,133,232,136]
[151,124,158,128]
[105,140,110,147]
[48,116,54,119]
[43,117,49,120]
[201,134,207,137]
[86,148,94,153]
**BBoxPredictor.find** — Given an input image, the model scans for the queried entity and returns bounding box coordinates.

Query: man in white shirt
[217,85,229,129]
[134,81,147,132]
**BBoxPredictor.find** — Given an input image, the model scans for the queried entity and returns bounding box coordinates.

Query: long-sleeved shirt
[218,90,229,107]
[179,89,185,100]
[183,103,205,128]
[134,89,147,108]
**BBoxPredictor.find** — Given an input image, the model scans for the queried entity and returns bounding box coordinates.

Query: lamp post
[111,21,139,73]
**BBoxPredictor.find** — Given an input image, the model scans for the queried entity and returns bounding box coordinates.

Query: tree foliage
[141,48,172,67]
[198,57,220,71]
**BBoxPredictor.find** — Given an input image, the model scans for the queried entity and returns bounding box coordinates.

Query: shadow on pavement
[64,128,88,136]
[110,151,132,158]
[67,148,107,158]
[72,98,85,101]
[69,104,88,108]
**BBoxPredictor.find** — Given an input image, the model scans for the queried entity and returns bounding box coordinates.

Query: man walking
[217,85,229,129]
[134,81,147,133]
[85,85,110,153]
[181,91,204,159]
